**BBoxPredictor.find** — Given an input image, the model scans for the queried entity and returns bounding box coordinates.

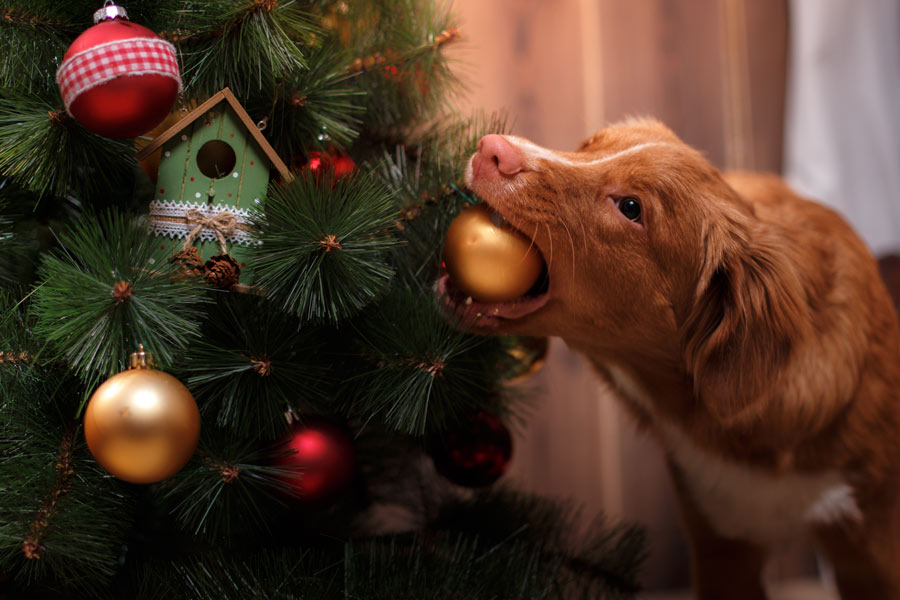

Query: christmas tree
[0,1,645,597]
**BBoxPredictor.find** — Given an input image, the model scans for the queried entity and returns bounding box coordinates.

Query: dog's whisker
[559,214,577,291]
[519,206,540,265]
[577,215,588,254]
[544,222,554,271]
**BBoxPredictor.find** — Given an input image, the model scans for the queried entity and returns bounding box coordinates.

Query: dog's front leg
[667,461,768,600]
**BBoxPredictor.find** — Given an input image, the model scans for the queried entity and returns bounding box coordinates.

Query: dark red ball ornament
[271,417,356,504]
[56,4,181,139]
[430,411,513,488]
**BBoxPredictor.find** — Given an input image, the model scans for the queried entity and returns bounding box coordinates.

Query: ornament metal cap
[93,2,129,24]
[129,343,154,369]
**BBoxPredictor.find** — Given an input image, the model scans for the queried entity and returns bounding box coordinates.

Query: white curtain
[784,0,900,256]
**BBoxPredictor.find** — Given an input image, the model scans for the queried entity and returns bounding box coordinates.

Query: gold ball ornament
[442,203,545,302]
[504,336,550,384]
[84,345,200,484]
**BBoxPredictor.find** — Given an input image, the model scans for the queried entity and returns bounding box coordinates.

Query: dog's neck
[565,336,694,420]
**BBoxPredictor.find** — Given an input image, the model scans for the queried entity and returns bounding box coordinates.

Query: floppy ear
[680,222,808,424]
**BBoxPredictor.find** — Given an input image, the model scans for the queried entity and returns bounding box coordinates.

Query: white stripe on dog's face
[464,136,675,190]
[505,136,676,170]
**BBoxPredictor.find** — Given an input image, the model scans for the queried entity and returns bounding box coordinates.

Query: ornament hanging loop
[94,2,129,24]
[129,343,154,369]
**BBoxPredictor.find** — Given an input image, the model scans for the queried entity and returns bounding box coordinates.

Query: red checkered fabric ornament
[55,3,181,139]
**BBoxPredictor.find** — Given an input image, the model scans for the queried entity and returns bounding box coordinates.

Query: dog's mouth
[438,207,551,329]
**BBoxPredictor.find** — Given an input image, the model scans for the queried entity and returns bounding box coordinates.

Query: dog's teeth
[465,296,473,305]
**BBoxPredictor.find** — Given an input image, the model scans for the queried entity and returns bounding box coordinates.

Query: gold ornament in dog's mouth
[442,202,546,303]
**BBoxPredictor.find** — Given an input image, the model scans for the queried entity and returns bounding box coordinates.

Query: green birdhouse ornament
[136,88,291,289]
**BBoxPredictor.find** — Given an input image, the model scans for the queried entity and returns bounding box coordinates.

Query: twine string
[183,209,237,254]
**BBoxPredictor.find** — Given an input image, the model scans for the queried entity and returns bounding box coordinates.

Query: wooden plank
[136,87,292,182]
[136,90,226,160]
[220,88,292,182]
[745,0,788,173]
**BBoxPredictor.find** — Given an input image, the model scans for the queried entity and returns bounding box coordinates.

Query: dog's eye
[618,197,642,222]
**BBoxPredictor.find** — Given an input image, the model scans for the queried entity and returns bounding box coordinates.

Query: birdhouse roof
[136,87,291,181]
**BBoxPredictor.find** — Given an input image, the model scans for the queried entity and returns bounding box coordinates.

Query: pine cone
[170,246,205,277]
[205,254,241,290]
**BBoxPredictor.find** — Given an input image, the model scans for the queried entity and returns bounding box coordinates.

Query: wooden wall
[449,0,790,590]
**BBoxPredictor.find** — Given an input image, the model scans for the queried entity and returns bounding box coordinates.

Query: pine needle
[256,40,364,161]
[341,287,511,436]
[32,210,208,395]
[0,366,132,596]
[179,293,333,438]
[0,94,136,202]
[172,0,314,99]
[252,169,400,325]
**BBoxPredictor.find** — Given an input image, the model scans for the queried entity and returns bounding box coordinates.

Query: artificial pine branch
[252,169,400,324]
[0,2,76,97]
[257,40,364,161]
[342,287,513,436]
[156,434,301,542]
[342,532,564,599]
[120,521,624,600]
[432,487,647,599]
[343,0,463,134]
[125,547,342,600]
[0,365,131,597]
[178,293,333,438]
[0,94,136,203]
[0,195,22,287]
[169,0,314,99]
[32,210,208,393]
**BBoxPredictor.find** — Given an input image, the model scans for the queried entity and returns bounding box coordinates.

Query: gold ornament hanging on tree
[504,337,550,384]
[442,203,544,302]
[84,344,201,484]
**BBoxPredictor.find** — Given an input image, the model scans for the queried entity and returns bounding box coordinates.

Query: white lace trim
[149,200,259,246]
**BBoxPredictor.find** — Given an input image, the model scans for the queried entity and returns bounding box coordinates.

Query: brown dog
[440,119,900,599]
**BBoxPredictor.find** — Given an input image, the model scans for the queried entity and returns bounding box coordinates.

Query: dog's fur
[451,119,900,599]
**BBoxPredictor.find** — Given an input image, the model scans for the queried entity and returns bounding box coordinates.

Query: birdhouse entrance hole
[196,139,237,179]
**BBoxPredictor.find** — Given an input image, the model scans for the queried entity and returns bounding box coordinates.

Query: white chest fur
[605,364,862,544]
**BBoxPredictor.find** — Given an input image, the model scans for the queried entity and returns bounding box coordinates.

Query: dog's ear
[578,131,606,152]
[680,221,808,424]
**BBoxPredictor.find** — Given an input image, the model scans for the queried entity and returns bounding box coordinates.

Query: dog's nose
[472,134,524,180]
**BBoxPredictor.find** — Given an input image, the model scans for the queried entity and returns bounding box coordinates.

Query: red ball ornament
[302,150,357,181]
[430,411,513,488]
[56,4,181,139]
[271,417,356,504]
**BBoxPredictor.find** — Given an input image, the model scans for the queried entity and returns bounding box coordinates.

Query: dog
[438,118,900,599]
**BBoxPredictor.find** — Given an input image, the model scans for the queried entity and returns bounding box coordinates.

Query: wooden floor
[642,578,838,600]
